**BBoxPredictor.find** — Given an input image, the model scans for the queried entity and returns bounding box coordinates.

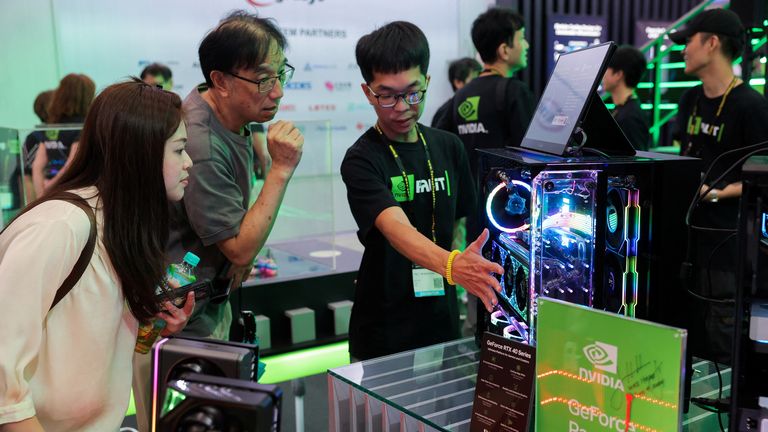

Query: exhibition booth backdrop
[1,0,491,172]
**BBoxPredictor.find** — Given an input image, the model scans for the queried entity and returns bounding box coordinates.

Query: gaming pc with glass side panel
[476,40,699,344]
[478,149,699,344]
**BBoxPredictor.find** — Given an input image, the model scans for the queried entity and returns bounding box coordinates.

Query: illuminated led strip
[542,212,593,235]
[150,337,171,432]
[622,190,640,318]
[537,369,677,410]
[486,181,532,233]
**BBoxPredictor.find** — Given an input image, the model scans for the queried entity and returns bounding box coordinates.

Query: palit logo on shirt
[390,174,450,202]
[580,341,625,391]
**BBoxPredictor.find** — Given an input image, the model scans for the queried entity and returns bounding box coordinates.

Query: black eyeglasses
[228,64,295,93]
[366,85,427,108]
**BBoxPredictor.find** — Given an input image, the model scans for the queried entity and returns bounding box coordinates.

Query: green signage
[535,298,686,432]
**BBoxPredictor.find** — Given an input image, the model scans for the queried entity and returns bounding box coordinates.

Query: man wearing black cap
[671,8,768,362]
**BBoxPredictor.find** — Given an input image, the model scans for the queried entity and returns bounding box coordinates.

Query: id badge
[412,264,445,297]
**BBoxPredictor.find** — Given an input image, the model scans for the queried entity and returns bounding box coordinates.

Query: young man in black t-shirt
[430,57,482,127]
[602,45,650,150]
[341,21,504,361]
[437,8,535,176]
[671,8,768,361]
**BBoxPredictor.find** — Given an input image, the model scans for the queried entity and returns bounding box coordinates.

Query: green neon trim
[605,103,677,110]
[259,341,350,384]
[751,78,767,86]
[647,62,686,70]
[445,170,451,196]
[637,81,701,89]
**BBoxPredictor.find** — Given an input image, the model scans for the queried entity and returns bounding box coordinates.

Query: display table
[327,338,730,431]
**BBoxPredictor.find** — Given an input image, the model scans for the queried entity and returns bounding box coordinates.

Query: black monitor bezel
[521,41,617,156]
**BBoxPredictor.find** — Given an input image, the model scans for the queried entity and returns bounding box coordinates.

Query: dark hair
[33,90,55,123]
[607,45,647,88]
[48,74,96,123]
[140,63,173,81]
[448,57,482,91]
[471,8,525,63]
[47,79,183,322]
[199,10,287,88]
[700,32,744,61]
[356,21,430,84]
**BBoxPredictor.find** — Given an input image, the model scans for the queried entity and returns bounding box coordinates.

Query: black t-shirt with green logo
[437,75,535,177]
[341,125,476,360]
[678,83,768,269]
[679,83,768,187]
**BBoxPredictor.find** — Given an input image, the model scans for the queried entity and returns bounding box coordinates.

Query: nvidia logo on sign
[583,341,618,374]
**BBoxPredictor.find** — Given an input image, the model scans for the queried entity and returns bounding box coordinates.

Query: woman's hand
[157,291,195,336]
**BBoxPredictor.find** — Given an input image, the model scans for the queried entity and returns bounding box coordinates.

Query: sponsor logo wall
[53,0,471,171]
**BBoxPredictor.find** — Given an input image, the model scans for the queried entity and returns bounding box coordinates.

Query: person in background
[140,63,174,91]
[602,45,650,150]
[671,8,768,362]
[9,90,54,208]
[431,57,482,127]
[341,20,503,361]
[30,74,95,197]
[436,7,535,338]
[0,80,194,432]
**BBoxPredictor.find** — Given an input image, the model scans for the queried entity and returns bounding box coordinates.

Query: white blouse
[0,187,138,431]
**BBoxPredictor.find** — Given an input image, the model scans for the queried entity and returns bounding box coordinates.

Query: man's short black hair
[607,45,647,89]
[701,32,745,61]
[448,57,482,91]
[356,21,430,84]
[199,10,287,88]
[471,8,525,64]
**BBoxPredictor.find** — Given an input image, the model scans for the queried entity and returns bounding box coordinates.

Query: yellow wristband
[445,249,461,286]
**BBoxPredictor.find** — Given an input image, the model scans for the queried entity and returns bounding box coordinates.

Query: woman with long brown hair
[0,80,195,432]
[30,73,96,198]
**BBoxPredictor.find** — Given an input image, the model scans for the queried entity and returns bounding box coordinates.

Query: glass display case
[327,338,732,432]
[0,125,83,227]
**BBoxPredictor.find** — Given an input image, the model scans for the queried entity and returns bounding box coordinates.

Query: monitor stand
[575,92,637,157]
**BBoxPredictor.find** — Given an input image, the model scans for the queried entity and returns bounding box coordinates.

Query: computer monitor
[521,41,633,157]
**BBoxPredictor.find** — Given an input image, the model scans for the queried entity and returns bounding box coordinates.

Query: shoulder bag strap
[0,192,97,312]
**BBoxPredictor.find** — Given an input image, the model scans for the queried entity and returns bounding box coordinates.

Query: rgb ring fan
[486,180,533,233]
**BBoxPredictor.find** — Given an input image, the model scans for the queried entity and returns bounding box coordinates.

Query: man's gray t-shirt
[167,85,254,337]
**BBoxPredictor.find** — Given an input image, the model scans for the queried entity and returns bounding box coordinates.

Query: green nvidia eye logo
[583,341,618,374]
[458,96,480,121]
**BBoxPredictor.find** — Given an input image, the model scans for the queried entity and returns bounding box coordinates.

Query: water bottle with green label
[134,252,200,354]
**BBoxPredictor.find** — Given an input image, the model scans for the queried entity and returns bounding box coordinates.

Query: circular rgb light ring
[486,180,533,234]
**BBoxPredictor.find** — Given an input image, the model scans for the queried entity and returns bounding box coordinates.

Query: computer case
[478,147,700,343]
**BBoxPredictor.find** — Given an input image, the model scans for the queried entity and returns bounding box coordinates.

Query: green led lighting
[637,81,701,89]
[647,62,686,70]
[640,103,678,110]
[259,341,350,384]
[161,387,187,417]
[751,78,766,86]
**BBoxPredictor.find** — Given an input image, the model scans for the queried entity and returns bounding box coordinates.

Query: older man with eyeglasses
[131,10,304,430]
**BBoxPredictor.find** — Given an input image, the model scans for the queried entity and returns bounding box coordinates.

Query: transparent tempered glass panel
[250,120,337,275]
[329,338,480,431]
[328,340,729,431]
[529,170,598,342]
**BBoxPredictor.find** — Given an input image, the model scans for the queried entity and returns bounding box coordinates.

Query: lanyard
[684,77,738,155]
[375,123,438,243]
